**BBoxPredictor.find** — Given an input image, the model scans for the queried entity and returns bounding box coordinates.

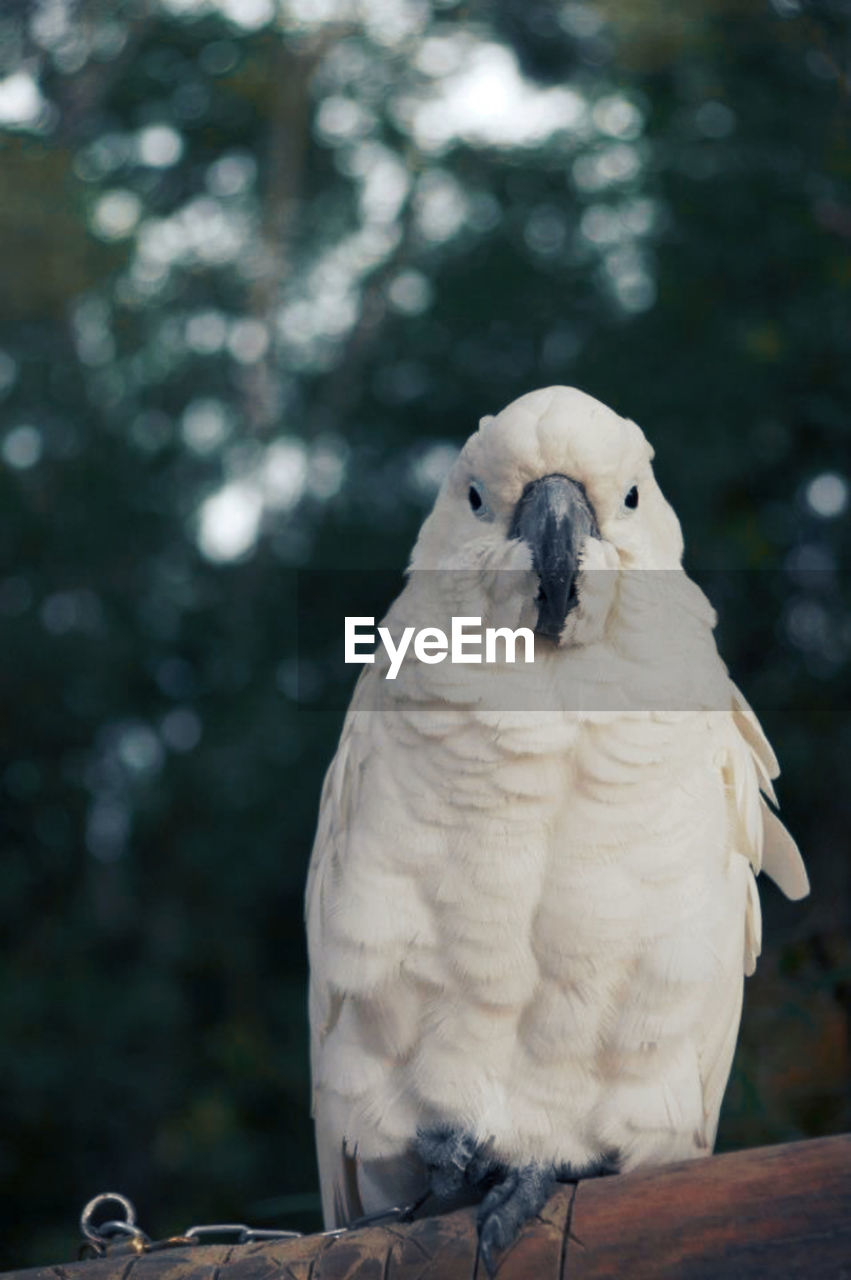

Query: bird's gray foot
[477,1162,555,1276]
[415,1126,503,1201]
[476,1151,620,1273]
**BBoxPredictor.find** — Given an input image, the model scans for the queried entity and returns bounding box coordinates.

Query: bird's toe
[476,1163,555,1275]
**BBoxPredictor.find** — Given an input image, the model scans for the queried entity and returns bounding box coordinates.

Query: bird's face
[409,387,684,647]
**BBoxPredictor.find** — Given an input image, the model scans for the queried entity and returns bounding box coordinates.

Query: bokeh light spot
[136,123,184,167]
[805,472,848,519]
[0,71,46,127]
[181,399,231,454]
[198,482,264,562]
[161,707,203,752]
[2,425,43,469]
[92,189,142,240]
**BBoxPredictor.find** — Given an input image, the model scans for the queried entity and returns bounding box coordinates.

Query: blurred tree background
[0,0,849,1266]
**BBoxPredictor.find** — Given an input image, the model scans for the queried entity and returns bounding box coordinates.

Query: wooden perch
[8,1134,850,1280]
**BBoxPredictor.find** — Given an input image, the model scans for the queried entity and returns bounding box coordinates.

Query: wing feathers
[744,866,762,976]
[728,684,808,904]
[731,684,779,782]
[760,800,810,900]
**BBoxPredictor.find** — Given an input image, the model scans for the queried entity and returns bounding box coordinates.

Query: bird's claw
[415,1130,621,1273]
[476,1163,555,1276]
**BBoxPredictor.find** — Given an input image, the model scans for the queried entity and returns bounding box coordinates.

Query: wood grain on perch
[7,1135,850,1280]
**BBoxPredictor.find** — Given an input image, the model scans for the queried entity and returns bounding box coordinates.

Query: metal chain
[78,1189,419,1259]
[79,1193,304,1259]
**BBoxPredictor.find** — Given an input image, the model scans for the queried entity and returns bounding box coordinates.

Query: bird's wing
[722,681,808,982]
[695,907,747,1149]
[305,673,371,1227]
[697,683,809,1143]
[305,667,428,1228]
[730,684,810,901]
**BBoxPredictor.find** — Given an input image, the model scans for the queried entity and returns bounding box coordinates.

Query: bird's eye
[624,485,639,510]
[469,484,483,513]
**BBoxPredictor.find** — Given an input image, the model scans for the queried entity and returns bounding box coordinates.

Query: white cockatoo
[306,386,809,1270]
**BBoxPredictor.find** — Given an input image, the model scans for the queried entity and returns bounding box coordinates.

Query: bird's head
[408,386,684,647]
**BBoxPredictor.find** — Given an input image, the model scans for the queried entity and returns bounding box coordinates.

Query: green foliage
[0,0,848,1266]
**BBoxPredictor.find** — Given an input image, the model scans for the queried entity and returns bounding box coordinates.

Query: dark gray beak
[509,474,600,639]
